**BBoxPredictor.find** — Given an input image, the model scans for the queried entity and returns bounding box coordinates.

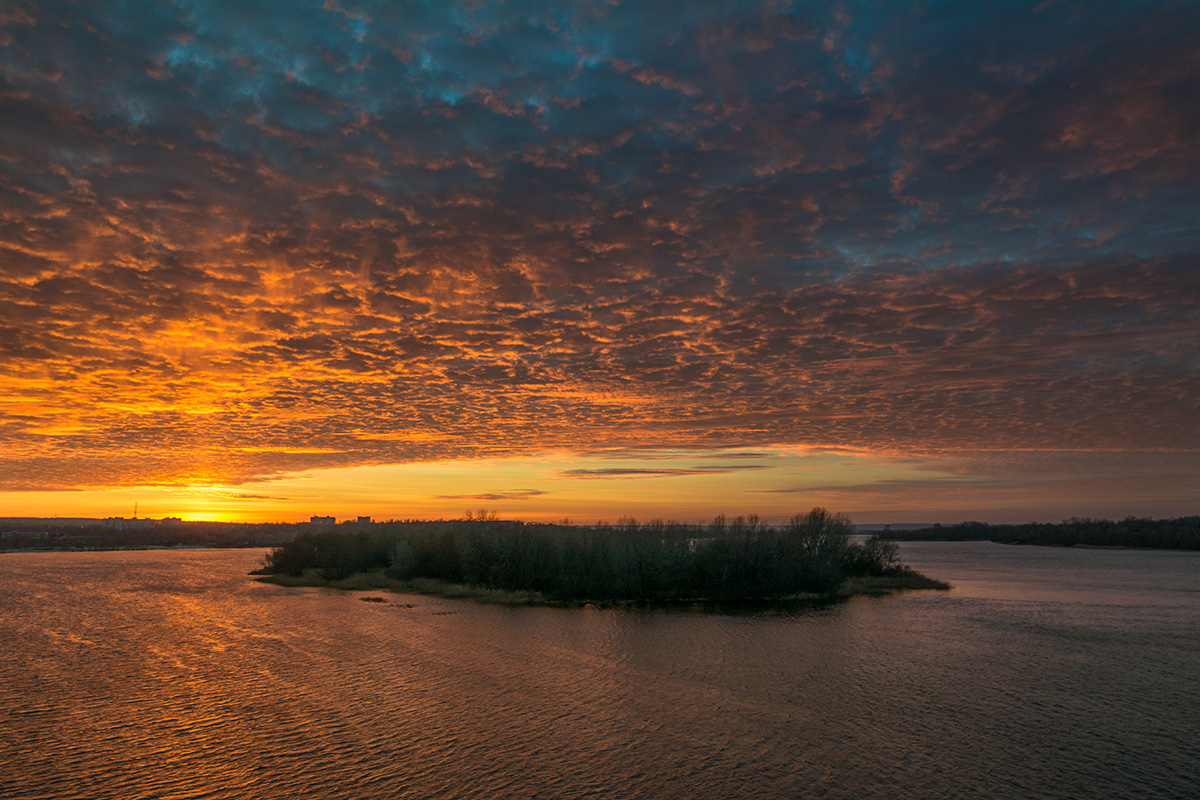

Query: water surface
[1,543,1196,799]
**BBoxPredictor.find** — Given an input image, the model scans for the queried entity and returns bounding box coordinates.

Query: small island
[254,508,948,606]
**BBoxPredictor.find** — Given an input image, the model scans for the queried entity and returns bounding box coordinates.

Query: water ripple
[1,547,1197,799]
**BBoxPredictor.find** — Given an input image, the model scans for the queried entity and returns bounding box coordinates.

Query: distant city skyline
[2,1,1198,523]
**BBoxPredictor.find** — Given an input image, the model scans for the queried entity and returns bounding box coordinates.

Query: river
[1,542,1196,799]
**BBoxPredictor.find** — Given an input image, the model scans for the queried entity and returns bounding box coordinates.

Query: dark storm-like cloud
[1,1,1198,493]
[562,466,769,479]
[758,477,984,495]
[437,490,548,501]
[224,492,294,501]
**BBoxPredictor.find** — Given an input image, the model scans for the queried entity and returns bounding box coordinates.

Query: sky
[1,0,1198,524]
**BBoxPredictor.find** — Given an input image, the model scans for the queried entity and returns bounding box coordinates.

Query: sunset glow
[2,1,1198,523]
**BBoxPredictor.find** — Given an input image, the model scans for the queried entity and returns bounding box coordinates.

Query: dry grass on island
[254,508,949,607]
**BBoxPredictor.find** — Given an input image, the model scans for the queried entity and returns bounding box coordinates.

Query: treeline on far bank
[0,521,299,551]
[878,516,1200,550]
[259,508,943,603]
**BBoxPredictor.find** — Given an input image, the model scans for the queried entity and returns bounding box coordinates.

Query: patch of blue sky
[164,42,216,72]
[838,46,875,89]
[344,12,368,41]
[115,96,150,128]
[423,57,521,107]
[832,244,879,272]
[423,86,467,106]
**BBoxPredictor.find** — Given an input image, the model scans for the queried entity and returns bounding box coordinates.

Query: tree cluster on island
[258,508,946,604]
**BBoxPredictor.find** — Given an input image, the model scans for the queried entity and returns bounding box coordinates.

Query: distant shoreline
[999,541,1198,553]
[7,539,1190,556]
[878,516,1199,551]
[0,544,267,554]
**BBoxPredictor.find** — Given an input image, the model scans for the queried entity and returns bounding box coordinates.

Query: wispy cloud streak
[562,466,768,479]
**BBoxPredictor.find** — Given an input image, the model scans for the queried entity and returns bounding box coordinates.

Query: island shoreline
[252,569,950,608]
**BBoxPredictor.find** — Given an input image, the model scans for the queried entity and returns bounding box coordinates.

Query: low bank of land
[879,516,1200,550]
[257,569,948,606]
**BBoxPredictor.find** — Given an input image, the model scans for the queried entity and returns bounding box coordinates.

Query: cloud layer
[1,1,1197,508]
